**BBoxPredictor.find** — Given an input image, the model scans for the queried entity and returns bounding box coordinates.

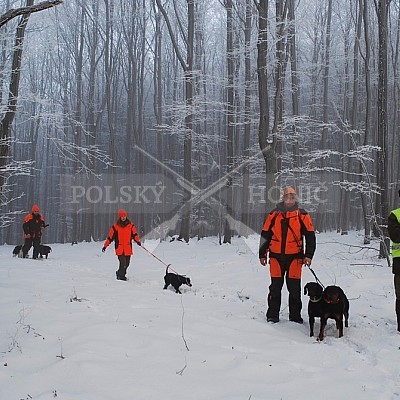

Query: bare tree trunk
[287,0,300,171]
[155,0,195,242]
[152,4,167,241]
[315,0,332,232]
[256,0,275,211]
[223,0,234,244]
[0,0,34,189]
[71,5,85,244]
[339,17,351,235]
[0,0,11,106]
[375,0,390,262]
[272,0,288,183]
[345,0,363,235]
[240,0,253,236]
[83,1,100,242]
[360,0,373,244]
[390,3,400,205]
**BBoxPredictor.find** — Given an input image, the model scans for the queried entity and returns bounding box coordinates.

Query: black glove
[136,241,142,247]
[102,247,106,253]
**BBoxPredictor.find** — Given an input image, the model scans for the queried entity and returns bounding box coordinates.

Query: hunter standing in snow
[259,187,316,324]
[22,204,46,259]
[388,189,400,332]
[102,209,141,281]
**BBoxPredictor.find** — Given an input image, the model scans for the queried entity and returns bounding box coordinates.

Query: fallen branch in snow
[176,359,187,376]
[350,263,385,267]
[56,338,65,359]
[69,288,87,303]
[317,241,378,251]
[347,295,361,301]
[237,289,250,302]
[180,296,189,351]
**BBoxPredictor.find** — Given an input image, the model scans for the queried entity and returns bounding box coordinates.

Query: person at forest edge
[388,189,400,332]
[22,204,46,259]
[259,187,316,323]
[102,209,141,281]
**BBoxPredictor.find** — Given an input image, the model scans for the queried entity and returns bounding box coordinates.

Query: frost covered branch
[50,138,113,176]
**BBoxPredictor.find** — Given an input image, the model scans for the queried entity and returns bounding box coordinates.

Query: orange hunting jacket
[103,219,140,256]
[23,213,45,239]
[259,202,316,260]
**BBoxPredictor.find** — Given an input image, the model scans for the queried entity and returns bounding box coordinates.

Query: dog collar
[324,299,340,304]
[310,297,322,303]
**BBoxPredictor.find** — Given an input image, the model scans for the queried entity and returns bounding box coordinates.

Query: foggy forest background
[0,0,399,256]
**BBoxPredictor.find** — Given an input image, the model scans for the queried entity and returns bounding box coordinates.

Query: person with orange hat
[259,187,316,324]
[22,204,46,259]
[102,209,141,281]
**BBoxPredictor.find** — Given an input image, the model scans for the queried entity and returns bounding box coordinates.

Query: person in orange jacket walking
[102,209,141,280]
[22,204,46,259]
[259,187,316,324]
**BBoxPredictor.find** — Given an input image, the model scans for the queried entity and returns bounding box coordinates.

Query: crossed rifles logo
[135,145,269,250]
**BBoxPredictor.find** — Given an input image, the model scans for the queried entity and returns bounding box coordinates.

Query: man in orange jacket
[102,209,141,280]
[259,187,316,323]
[22,204,46,259]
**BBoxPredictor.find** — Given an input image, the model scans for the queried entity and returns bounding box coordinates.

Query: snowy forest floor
[1,231,399,400]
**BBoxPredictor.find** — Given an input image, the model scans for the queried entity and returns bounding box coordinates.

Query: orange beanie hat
[32,204,40,212]
[283,187,296,197]
[118,209,128,218]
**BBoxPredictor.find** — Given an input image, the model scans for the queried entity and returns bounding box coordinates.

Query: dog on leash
[12,244,52,259]
[318,285,349,341]
[163,266,192,294]
[12,245,23,257]
[304,282,324,337]
[39,245,52,259]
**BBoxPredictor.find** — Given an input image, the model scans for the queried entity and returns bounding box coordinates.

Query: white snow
[1,231,399,400]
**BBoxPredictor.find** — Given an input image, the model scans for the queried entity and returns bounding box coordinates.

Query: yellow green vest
[392,208,400,258]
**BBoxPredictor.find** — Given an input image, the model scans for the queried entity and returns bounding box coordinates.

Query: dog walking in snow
[163,266,192,294]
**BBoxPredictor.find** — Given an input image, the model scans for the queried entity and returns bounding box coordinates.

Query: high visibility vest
[391,208,400,258]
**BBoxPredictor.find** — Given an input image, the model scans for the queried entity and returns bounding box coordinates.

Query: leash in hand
[306,264,325,289]
[141,245,178,274]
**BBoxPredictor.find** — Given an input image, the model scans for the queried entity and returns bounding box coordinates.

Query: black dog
[12,245,23,257]
[163,266,192,294]
[39,245,52,259]
[304,282,324,337]
[13,244,52,259]
[318,285,349,341]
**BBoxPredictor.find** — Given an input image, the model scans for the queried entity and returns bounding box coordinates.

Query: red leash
[141,245,178,274]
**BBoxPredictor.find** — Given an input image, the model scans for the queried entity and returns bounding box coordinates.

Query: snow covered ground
[0,231,399,400]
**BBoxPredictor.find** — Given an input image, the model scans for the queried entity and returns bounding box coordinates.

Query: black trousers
[395,275,400,331]
[22,237,41,259]
[116,255,131,279]
[266,258,302,321]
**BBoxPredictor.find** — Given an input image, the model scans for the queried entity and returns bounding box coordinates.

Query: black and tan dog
[304,282,324,337]
[163,266,192,294]
[318,285,349,341]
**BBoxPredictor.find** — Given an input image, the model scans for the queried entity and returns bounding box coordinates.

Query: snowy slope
[0,232,399,400]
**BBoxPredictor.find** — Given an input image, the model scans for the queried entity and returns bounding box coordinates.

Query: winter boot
[116,267,127,281]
